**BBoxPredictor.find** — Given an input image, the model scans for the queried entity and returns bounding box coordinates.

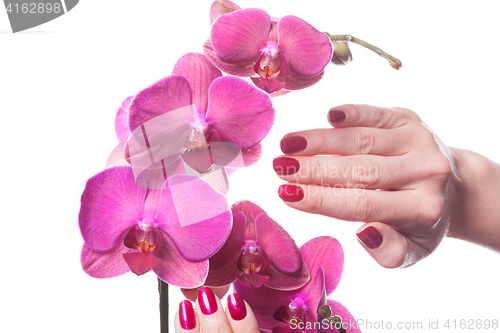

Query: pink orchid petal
[182,147,213,174]
[106,139,129,168]
[155,174,232,261]
[234,280,294,317]
[115,96,133,141]
[251,76,287,93]
[263,259,310,290]
[123,251,163,276]
[211,8,270,64]
[206,76,275,150]
[255,214,302,273]
[209,141,244,168]
[326,300,362,333]
[81,243,131,278]
[172,53,222,116]
[278,15,333,77]
[153,231,209,288]
[300,236,344,295]
[210,0,241,24]
[238,273,269,288]
[268,21,278,43]
[128,75,192,133]
[302,267,326,327]
[203,38,261,77]
[280,70,325,91]
[208,211,246,272]
[79,166,146,251]
[242,142,262,166]
[204,261,239,287]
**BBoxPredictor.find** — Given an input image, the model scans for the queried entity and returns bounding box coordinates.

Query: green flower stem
[325,33,402,70]
[158,278,169,333]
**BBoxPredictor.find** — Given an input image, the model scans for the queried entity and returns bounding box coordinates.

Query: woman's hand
[274,104,456,268]
[175,287,260,333]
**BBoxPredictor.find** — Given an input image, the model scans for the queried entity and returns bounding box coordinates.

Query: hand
[274,104,455,268]
[175,287,260,333]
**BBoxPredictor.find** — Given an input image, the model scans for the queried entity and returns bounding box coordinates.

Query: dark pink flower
[234,237,360,332]
[205,201,310,290]
[79,166,232,288]
[110,53,274,189]
[205,6,333,93]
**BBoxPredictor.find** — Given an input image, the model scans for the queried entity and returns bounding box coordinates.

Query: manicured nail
[273,157,300,176]
[198,287,218,315]
[179,300,196,330]
[278,184,304,202]
[280,136,307,154]
[357,226,383,249]
[328,110,346,123]
[227,293,247,321]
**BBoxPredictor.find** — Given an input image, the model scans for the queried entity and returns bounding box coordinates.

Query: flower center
[124,225,163,253]
[255,43,283,79]
[238,242,267,274]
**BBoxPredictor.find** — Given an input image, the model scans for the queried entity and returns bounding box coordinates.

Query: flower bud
[331,41,353,65]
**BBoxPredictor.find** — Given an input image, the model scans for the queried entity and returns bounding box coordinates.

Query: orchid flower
[234,237,360,333]
[205,4,333,93]
[110,52,274,190]
[79,166,232,288]
[205,200,310,290]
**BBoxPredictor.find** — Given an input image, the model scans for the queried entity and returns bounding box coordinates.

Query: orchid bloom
[205,200,310,290]
[205,3,333,93]
[79,166,232,288]
[234,237,360,333]
[110,52,274,190]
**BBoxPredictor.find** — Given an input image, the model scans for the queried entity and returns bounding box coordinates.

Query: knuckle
[351,157,379,186]
[308,186,331,214]
[354,128,376,154]
[347,191,375,221]
[418,196,445,226]
[307,158,327,181]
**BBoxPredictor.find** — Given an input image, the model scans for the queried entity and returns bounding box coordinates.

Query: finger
[225,293,260,333]
[175,300,200,333]
[356,223,431,268]
[273,155,416,190]
[280,126,412,156]
[327,104,420,129]
[181,285,231,302]
[196,287,233,333]
[277,184,441,228]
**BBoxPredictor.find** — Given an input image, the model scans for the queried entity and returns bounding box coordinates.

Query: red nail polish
[278,184,304,202]
[280,136,307,154]
[227,293,247,321]
[328,110,346,123]
[357,226,383,249]
[198,287,218,315]
[179,300,196,330]
[273,157,300,175]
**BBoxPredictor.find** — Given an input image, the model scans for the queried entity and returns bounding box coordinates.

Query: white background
[1,1,499,332]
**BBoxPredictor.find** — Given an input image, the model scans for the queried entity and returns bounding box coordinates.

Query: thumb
[356,222,429,268]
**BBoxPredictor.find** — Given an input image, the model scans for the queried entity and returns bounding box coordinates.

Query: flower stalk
[325,33,402,70]
[158,278,169,333]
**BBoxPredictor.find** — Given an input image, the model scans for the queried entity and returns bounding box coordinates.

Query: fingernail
[328,110,346,123]
[278,184,304,202]
[273,157,300,175]
[179,300,196,330]
[227,293,247,321]
[198,287,218,315]
[357,226,383,249]
[280,136,307,154]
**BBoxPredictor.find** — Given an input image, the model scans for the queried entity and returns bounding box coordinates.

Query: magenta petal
[281,70,325,91]
[256,214,302,273]
[302,268,326,325]
[251,76,286,93]
[123,252,163,276]
[241,142,262,167]
[210,0,241,24]
[106,139,129,168]
[326,300,362,333]
[172,53,222,116]
[156,174,232,261]
[81,243,131,278]
[115,96,133,141]
[278,15,333,77]
[264,259,310,290]
[203,38,260,77]
[234,280,294,315]
[209,211,246,272]
[79,166,146,251]
[128,75,192,133]
[238,273,269,288]
[153,231,209,288]
[206,76,275,150]
[300,237,344,295]
[211,8,270,64]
